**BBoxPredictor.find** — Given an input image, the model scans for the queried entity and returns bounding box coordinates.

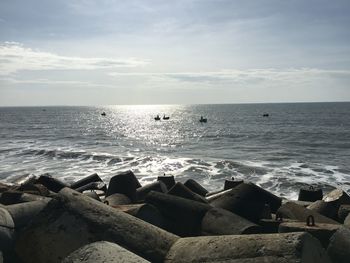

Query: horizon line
[0,100,349,107]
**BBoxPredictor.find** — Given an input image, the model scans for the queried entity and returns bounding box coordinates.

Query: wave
[3,147,350,200]
[18,148,135,164]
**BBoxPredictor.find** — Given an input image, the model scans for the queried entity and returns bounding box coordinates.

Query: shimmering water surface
[1,103,350,199]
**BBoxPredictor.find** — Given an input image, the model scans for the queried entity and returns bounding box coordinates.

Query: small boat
[154,115,161,121]
[199,116,207,123]
[101,112,106,116]
[163,115,170,120]
[262,113,269,117]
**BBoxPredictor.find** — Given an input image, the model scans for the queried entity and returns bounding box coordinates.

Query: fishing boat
[163,115,170,120]
[199,116,207,123]
[101,112,106,116]
[154,115,161,121]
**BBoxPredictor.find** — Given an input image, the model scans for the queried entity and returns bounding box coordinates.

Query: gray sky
[0,0,350,105]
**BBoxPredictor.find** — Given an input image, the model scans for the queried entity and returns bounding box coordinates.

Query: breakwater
[0,171,350,262]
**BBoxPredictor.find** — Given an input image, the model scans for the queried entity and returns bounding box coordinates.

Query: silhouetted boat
[155,115,161,121]
[101,112,106,116]
[263,113,269,117]
[199,116,207,123]
[163,115,170,120]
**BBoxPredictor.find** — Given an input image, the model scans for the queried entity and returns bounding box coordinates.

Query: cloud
[108,68,350,84]
[0,42,148,75]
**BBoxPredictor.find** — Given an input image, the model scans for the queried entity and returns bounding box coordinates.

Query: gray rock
[62,241,150,263]
[164,232,331,263]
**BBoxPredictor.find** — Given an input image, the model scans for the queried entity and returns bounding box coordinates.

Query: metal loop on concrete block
[306,215,315,226]
[275,212,283,222]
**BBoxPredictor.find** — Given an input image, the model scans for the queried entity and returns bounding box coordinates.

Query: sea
[0,102,349,199]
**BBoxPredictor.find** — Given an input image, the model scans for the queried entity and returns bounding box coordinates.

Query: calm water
[1,103,350,199]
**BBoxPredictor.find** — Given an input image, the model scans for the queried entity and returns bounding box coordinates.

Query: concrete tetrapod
[106,170,141,201]
[167,182,208,203]
[164,232,331,263]
[62,241,150,263]
[145,191,211,236]
[337,204,350,223]
[104,193,131,206]
[70,173,103,190]
[279,220,341,248]
[15,188,179,263]
[307,200,338,220]
[5,199,50,229]
[36,174,68,193]
[111,204,165,228]
[183,179,208,196]
[0,207,15,251]
[136,181,167,202]
[157,175,176,190]
[277,202,340,224]
[298,186,323,202]
[327,227,350,263]
[210,182,281,222]
[201,207,261,235]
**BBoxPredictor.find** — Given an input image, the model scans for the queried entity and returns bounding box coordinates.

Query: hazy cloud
[108,68,350,84]
[0,42,148,75]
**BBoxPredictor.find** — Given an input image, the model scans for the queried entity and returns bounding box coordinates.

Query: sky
[0,0,350,106]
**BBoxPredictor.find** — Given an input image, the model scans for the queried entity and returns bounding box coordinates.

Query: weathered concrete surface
[5,199,50,228]
[75,182,106,193]
[224,179,244,190]
[83,191,101,201]
[279,221,341,248]
[206,189,231,202]
[210,183,281,222]
[136,181,167,201]
[62,241,150,263]
[145,191,211,236]
[327,227,350,263]
[201,208,261,235]
[157,175,176,190]
[344,212,350,227]
[298,186,323,202]
[277,202,339,224]
[70,173,103,190]
[106,170,141,201]
[259,218,298,234]
[104,193,131,206]
[15,188,179,263]
[337,204,350,223]
[323,189,350,205]
[184,179,208,196]
[111,204,165,228]
[307,200,338,220]
[164,232,331,263]
[282,199,313,207]
[0,192,51,205]
[0,207,15,251]
[168,183,208,203]
[36,174,68,193]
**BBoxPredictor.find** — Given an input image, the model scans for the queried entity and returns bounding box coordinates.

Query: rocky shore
[0,171,349,262]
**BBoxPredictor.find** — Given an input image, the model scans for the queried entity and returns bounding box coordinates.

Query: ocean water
[0,102,349,199]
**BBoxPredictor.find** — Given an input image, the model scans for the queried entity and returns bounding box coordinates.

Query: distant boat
[155,115,161,121]
[262,113,269,117]
[163,115,170,120]
[101,112,106,116]
[199,116,207,123]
